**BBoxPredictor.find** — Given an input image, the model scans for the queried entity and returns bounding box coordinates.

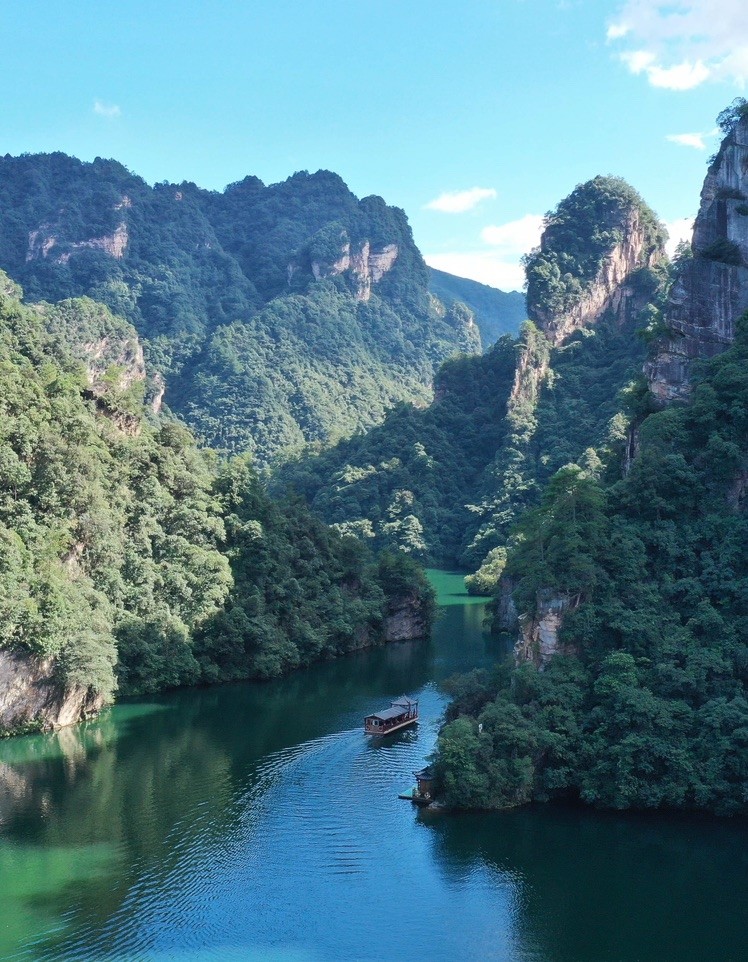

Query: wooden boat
[364,696,418,735]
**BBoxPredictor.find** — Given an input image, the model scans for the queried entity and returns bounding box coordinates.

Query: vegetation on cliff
[434,314,748,815]
[0,273,433,724]
[524,176,666,321]
[279,178,667,573]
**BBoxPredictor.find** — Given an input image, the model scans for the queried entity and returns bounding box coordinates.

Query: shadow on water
[424,796,748,962]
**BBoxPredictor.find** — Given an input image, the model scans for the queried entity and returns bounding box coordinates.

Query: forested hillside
[279,177,668,571]
[433,108,748,817]
[0,273,433,733]
[0,155,479,465]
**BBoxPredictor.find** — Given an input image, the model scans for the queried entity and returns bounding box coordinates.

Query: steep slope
[433,112,748,817]
[647,99,748,402]
[427,267,526,345]
[282,177,667,569]
[0,155,479,465]
[0,274,434,734]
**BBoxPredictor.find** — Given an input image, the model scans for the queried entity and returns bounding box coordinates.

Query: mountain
[278,176,667,569]
[0,274,434,734]
[0,154,479,465]
[432,107,748,817]
[427,267,526,345]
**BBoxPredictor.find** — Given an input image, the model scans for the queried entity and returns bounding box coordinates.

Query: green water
[0,572,746,961]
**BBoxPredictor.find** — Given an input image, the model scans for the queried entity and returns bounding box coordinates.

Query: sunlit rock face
[647,115,748,403]
[531,208,662,347]
[0,649,104,734]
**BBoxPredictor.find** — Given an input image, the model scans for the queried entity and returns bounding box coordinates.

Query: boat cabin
[364,696,419,735]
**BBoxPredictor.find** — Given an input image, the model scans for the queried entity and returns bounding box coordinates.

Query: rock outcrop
[530,208,662,347]
[383,594,429,642]
[304,235,399,301]
[647,114,748,402]
[27,221,129,263]
[0,648,104,734]
[514,592,578,668]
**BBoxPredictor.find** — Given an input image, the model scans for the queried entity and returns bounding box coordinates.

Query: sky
[2,0,747,291]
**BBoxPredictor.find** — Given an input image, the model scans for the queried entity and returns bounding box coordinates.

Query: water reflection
[426,804,748,962]
[2,578,743,962]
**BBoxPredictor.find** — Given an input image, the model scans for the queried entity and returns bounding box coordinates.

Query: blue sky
[2,0,746,290]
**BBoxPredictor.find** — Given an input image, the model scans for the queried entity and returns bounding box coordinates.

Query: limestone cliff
[647,113,748,402]
[291,229,400,302]
[514,592,578,668]
[530,207,663,348]
[0,649,104,734]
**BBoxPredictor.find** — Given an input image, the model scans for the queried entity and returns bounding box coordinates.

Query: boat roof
[365,696,417,722]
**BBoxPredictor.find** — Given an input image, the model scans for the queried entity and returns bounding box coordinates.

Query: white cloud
[666,132,707,150]
[664,217,695,258]
[425,213,543,293]
[609,0,748,89]
[648,59,710,90]
[425,187,497,214]
[424,252,526,292]
[93,100,121,118]
[480,214,544,254]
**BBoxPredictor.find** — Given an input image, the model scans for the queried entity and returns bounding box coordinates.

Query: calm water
[1,570,746,962]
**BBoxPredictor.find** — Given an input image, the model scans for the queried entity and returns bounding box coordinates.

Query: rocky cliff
[0,649,104,734]
[530,207,663,347]
[647,112,748,402]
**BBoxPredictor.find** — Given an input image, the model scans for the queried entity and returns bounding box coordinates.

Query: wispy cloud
[664,217,695,258]
[425,187,497,214]
[480,214,544,255]
[608,0,748,90]
[424,213,543,292]
[93,100,121,118]
[424,251,526,292]
[667,132,707,150]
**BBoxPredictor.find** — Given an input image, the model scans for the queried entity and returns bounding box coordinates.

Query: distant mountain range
[427,267,526,346]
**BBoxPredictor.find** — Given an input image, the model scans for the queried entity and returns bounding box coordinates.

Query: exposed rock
[533,208,662,347]
[82,332,146,395]
[495,575,519,633]
[27,221,129,263]
[0,648,104,734]
[514,591,579,668]
[150,372,166,414]
[304,236,399,302]
[384,593,428,642]
[647,115,748,402]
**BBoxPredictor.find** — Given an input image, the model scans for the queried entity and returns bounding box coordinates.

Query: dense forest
[436,316,748,814]
[0,155,483,465]
[0,272,433,731]
[431,112,748,816]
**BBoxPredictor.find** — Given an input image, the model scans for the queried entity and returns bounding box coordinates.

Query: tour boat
[364,696,419,735]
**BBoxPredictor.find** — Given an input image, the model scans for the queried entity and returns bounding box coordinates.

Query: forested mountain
[279,177,668,571]
[0,154,479,465]
[433,103,748,817]
[0,273,434,735]
[427,267,526,345]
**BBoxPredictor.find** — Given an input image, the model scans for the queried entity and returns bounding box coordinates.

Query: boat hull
[364,716,418,736]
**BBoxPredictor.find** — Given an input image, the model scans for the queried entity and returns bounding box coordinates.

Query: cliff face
[531,208,662,348]
[0,649,104,734]
[303,234,400,301]
[514,592,578,668]
[647,115,748,402]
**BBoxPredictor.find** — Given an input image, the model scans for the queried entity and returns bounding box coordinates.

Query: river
[1,570,746,962]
